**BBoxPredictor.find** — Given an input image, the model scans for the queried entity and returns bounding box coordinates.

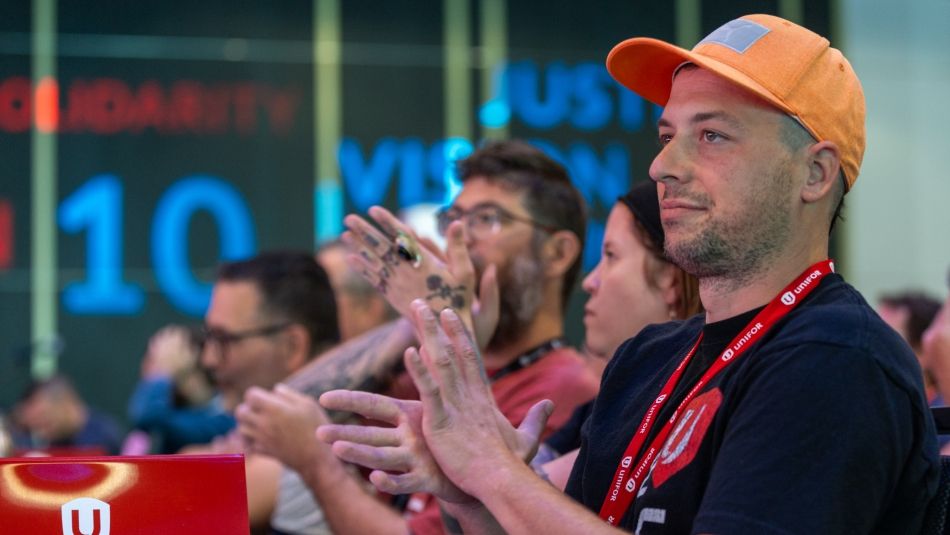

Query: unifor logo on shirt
[61,497,110,535]
[649,388,723,488]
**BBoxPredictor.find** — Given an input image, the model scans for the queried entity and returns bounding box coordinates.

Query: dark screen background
[0,0,832,427]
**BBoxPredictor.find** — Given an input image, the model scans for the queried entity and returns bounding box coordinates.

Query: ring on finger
[394,231,422,268]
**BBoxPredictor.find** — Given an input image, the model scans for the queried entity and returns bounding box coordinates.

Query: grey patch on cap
[697,18,770,54]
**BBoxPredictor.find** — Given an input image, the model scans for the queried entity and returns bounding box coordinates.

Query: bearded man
[236,139,601,535]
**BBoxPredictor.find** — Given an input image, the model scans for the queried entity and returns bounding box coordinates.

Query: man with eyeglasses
[202,251,340,411]
[200,250,340,533]
[235,139,602,535]
[428,143,581,367]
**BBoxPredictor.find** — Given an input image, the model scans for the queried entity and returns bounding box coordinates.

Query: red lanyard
[598,259,834,525]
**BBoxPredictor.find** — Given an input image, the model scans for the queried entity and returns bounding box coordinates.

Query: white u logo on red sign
[61,497,111,535]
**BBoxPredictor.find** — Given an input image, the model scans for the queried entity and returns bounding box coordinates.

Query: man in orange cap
[318,13,940,534]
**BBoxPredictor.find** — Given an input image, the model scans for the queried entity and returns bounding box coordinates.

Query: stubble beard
[663,161,795,289]
[472,243,545,352]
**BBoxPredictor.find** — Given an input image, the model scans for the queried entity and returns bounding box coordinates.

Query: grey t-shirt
[270,467,331,535]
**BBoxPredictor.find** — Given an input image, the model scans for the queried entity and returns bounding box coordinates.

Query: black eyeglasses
[435,203,557,238]
[200,323,291,357]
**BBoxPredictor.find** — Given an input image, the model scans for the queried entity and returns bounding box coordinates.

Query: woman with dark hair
[583,180,701,364]
[536,179,702,488]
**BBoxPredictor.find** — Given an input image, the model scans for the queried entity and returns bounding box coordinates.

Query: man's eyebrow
[691,111,744,130]
[656,111,745,131]
[450,201,506,212]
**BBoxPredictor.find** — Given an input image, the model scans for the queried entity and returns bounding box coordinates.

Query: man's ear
[801,140,841,204]
[542,230,582,279]
[281,323,311,373]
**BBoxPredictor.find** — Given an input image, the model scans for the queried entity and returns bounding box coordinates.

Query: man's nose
[200,342,221,369]
[649,137,691,186]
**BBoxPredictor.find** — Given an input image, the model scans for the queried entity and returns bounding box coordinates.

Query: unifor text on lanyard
[598,259,835,525]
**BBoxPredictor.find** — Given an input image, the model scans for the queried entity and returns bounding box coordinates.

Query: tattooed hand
[342,206,498,350]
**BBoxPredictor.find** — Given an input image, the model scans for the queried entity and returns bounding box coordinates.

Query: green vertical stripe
[31,0,58,380]
[444,0,472,140]
[779,0,804,24]
[479,0,508,140]
[675,0,702,47]
[314,0,343,245]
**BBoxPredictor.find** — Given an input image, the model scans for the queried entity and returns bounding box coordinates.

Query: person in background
[921,274,950,455]
[0,411,14,456]
[581,180,701,371]
[535,179,702,488]
[196,251,340,534]
[878,292,942,405]
[127,324,235,454]
[923,270,950,454]
[12,374,122,455]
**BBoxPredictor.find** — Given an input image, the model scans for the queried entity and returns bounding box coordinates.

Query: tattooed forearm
[425,275,466,309]
[284,318,415,401]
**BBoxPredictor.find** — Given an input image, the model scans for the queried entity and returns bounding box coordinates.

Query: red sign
[0,76,302,136]
[0,455,249,535]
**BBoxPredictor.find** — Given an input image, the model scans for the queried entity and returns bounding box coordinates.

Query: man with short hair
[202,251,340,410]
[200,251,340,533]
[879,291,942,404]
[319,14,940,534]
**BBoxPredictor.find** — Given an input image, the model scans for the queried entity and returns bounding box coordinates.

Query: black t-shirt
[565,274,940,534]
[546,309,758,456]
[545,400,594,455]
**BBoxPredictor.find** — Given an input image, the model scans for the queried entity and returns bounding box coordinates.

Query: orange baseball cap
[607,14,865,191]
